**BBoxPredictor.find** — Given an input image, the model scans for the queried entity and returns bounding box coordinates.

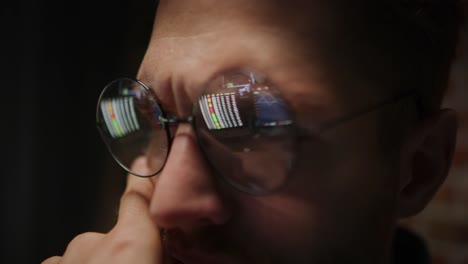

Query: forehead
[139,0,367,120]
[153,0,337,35]
[147,0,339,72]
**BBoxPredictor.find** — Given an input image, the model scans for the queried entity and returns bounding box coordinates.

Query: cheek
[231,131,400,260]
[306,126,400,253]
[311,115,401,224]
[235,193,321,256]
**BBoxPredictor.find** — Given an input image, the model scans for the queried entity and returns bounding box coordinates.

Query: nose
[149,123,232,230]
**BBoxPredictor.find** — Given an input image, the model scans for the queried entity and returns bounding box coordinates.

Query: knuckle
[106,232,141,255]
[109,228,159,253]
[66,232,102,250]
[124,177,154,199]
[110,236,134,252]
[121,188,150,205]
[41,256,61,264]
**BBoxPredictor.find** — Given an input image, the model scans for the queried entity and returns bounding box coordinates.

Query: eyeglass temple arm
[317,90,420,133]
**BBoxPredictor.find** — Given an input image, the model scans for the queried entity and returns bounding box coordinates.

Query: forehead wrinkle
[153,30,225,42]
[153,23,311,42]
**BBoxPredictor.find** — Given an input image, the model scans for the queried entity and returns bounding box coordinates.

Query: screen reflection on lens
[194,70,295,194]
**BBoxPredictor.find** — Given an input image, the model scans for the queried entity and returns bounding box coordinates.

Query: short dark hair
[317,0,464,155]
[390,0,465,114]
[323,0,464,116]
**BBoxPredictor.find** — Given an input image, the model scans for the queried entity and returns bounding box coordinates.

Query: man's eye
[192,70,297,193]
[195,70,294,134]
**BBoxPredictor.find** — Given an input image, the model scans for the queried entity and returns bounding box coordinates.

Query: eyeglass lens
[96,78,169,177]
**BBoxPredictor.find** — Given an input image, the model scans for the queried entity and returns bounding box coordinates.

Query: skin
[43,0,458,263]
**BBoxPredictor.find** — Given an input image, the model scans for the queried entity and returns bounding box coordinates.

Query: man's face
[137,0,402,263]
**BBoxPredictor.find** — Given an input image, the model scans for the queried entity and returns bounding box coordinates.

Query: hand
[42,171,162,264]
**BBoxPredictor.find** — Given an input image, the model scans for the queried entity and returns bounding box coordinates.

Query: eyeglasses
[96,70,414,195]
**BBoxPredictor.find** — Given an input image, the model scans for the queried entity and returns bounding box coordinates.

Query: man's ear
[397,109,458,218]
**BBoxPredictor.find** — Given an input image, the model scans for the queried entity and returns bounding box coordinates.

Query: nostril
[150,192,232,230]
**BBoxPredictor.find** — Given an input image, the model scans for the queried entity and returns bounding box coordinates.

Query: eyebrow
[265,72,342,125]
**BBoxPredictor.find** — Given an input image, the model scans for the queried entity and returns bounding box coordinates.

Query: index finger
[112,157,163,259]
[117,156,156,227]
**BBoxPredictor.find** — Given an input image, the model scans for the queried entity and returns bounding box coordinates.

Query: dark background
[1,1,467,264]
[1,0,156,263]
